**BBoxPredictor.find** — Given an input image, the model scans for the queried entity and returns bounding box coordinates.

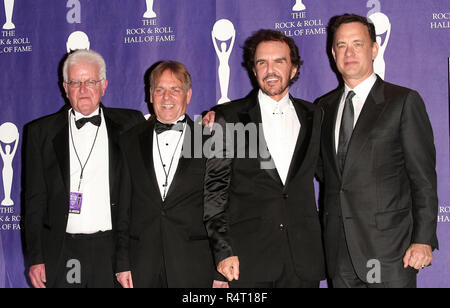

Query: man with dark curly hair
[203,29,325,288]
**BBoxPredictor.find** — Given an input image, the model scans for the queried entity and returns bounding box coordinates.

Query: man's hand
[202,111,216,129]
[403,243,433,270]
[212,280,230,288]
[217,256,239,282]
[29,264,46,288]
[116,271,134,288]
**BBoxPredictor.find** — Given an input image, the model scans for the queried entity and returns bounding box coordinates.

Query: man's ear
[186,88,193,105]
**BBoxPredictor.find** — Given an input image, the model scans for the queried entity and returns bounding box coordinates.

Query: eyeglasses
[66,79,104,88]
[153,87,185,97]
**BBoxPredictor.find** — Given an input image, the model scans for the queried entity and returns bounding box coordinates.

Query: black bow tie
[75,115,101,129]
[154,118,186,134]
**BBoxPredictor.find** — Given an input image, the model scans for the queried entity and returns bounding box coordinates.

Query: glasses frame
[65,79,104,89]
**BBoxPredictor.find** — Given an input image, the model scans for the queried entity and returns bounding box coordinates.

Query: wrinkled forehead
[153,69,189,90]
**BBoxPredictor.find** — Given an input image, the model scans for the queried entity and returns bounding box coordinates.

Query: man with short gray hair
[24,49,145,288]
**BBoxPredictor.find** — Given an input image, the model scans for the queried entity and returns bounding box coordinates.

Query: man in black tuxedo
[24,49,145,288]
[115,61,220,288]
[203,29,325,288]
[317,14,438,288]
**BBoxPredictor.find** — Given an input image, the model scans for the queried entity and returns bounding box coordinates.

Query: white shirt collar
[258,90,291,114]
[344,73,377,103]
[156,114,186,125]
[71,107,101,121]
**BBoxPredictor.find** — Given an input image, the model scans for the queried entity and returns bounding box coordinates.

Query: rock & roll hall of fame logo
[143,0,157,19]
[368,12,391,80]
[0,122,19,207]
[2,0,15,30]
[66,31,90,53]
[292,0,306,11]
[212,19,235,105]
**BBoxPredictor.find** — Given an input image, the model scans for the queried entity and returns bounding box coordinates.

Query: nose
[163,89,170,100]
[266,60,275,73]
[79,82,88,93]
[345,45,355,57]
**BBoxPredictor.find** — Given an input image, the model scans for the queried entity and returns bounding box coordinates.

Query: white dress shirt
[259,90,301,185]
[66,107,112,234]
[153,115,186,200]
[335,73,377,153]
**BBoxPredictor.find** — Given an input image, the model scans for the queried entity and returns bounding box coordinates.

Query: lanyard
[69,109,101,192]
[156,123,185,201]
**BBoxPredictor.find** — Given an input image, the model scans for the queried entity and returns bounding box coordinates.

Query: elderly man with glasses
[24,49,145,288]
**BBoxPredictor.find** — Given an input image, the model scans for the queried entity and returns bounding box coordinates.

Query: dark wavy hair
[328,14,377,45]
[242,29,303,85]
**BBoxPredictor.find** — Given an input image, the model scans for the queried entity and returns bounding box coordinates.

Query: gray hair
[63,49,107,82]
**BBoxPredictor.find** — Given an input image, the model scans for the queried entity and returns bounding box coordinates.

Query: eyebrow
[336,39,365,45]
[275,57,287,62]
[255,57,287,63]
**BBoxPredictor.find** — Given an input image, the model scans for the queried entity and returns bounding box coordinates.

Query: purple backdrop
[0,0,448,288]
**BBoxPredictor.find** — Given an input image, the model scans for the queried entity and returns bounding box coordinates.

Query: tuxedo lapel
[103,108,121,198]
[53,111,70,195]
[163,116,195,206]
[139,119,161,197]
[284,98,311,188]
[241,95,283,186]
[343,78,386,176]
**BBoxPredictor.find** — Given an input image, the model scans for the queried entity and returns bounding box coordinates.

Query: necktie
[337,91,356,173]
[154,118,186,134]
[75,115,101,129]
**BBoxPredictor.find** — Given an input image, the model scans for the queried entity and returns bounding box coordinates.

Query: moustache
[263,74,282,82]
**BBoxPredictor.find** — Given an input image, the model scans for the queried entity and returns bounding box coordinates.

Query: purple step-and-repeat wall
[0,0,449,288]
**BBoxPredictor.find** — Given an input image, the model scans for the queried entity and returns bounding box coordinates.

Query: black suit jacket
[23,105,145,287]
[204,93,326,282]
[115,116,216,288]
[317,76,439,283]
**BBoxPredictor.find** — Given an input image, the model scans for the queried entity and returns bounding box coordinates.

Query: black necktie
[337,91,356,173]
[154,118,186,134]
[75,115,101,129]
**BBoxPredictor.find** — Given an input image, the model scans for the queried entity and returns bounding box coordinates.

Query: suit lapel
[343,78,386,176]
[324,89,344,180]
[139,118,161,198]
[240,95,283,186]
[53,110,70,195]
[163,116,195,205]
[284,98,311,188]
[103,108,122,199]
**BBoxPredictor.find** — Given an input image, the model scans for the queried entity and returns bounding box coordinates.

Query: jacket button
[283,193,288,199]
[279,224,285,231]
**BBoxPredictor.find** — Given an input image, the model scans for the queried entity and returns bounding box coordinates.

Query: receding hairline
[150,61,192,91]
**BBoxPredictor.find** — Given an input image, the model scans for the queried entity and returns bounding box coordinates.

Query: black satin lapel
[53,114,70,194]
[242,97,283,186]
[285,101,311,187]
[259,131,283,186]
[139,121,160,196]
[163,116,195,204]
[104,110,121,197]
[343,81,386,176]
